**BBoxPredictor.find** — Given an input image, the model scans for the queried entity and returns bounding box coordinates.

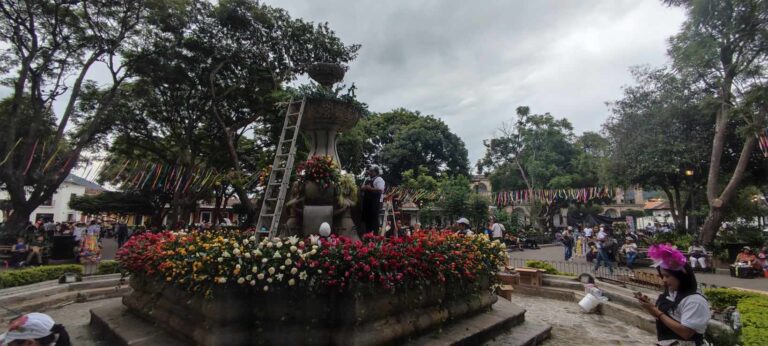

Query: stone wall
[125,275,497,346]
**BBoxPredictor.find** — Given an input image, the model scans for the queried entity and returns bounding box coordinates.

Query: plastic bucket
[578,293,601,312]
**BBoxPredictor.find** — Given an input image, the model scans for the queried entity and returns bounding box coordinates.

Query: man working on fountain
[360,165,385,236]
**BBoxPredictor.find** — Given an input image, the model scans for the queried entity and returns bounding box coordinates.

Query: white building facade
[0,174,105,223]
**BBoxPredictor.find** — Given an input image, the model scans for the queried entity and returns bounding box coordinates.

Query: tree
[478,107,606,229]
[664,0,768,244]
[604,66,712,230]
[104,0,359,227]
[0,0,147,234]
[69,191,169,225]
[437,175,471,223]
[337,109,469,185]
[466,193,490,231]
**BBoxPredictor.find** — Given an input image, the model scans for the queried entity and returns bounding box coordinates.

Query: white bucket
[578,293,601,312]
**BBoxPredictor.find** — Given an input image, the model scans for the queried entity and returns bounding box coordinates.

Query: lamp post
[685,169,695,233]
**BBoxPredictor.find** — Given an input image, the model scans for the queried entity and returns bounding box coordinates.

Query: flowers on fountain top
[297,155,340,189]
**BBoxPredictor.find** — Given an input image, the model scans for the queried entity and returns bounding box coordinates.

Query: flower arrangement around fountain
[296,155,340,189]
[117,230,507,298]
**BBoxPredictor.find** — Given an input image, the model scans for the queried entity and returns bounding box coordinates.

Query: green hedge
[739,296,768,346]
[0,264,83,289]
[525,260,561,275]
[705,288,768,346]
[704,288,763,310]
[97,260,120,275]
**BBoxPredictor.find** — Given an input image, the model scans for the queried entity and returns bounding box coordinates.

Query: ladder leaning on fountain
[256,97,306,240]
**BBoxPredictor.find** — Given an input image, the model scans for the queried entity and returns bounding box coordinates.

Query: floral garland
[296,155,340,189]
[117,230,507,298]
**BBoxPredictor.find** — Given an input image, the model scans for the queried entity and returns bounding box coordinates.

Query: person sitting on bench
[733,246,760,277]
[26,235,47,266]
[11,237,28,267]
[687,240,708,270]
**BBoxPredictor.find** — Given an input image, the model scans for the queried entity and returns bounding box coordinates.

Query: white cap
[1,313,55,345]
[456,218,470,225]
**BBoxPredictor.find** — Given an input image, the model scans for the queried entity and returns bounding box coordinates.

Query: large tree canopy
[102,0,359,227]
[0,0,148,234]
[664,0,768,244]
[338,108,469,185]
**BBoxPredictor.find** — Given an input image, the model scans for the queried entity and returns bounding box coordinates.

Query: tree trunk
[0,206,31,239]
[701,207,724,245]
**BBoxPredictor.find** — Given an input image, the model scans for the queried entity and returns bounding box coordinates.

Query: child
[12,237,28,267]
[586,241,598,263]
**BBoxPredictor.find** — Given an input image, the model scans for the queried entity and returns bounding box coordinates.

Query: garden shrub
[704,288,762,310]
[738,296,768,346]
[0,264,83,289]
[97,260,120,275]
[524,260,561,275]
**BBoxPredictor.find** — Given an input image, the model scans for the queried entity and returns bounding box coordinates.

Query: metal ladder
[256,97,306,239]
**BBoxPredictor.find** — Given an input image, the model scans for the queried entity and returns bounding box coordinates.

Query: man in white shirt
[491,219,504,240]
[583,226,593,239]
[360,165,386,235]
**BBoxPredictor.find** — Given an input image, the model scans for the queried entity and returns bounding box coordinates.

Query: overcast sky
[276,0,686,167]
[2,1,687,178]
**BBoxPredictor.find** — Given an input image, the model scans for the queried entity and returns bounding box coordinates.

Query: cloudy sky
[276,0,686,166]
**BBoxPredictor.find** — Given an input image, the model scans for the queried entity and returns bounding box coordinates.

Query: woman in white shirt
[637,244,709,346]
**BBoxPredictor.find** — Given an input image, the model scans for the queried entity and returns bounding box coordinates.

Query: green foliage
[620,209,647,218]
[289,83,367,114]
[650,233,695,250]
[704,288,768,345]
[97,260,121,275]
[401,167,440,199]
[438,175,471,221]
[467,193,490,230]
[69,191,159,215]
[493,209,521,234]
[716,223,766,248]
[524,260,560,275]
[739,296,768,346]
[337,109,470,184]
[0,265,83,289]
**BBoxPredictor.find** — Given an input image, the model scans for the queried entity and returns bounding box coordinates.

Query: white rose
[252,266,258,273]
[254,249,262,257]
[262,258,268,264]
[237,277,245,284]
[290,267,298,275]
[222,251,231,258]
[243,239,249,245]
[217,257,224,263]
[298,241,305,247]
[217,277,227,284]
[249,236,256,242]
[263,285,269,292]
[244,252,251,259]
[288,278,296,286]
[267,278,273,283]
[233,248,241,256]
[246,275,252,281]
[285,258,292,266]
[250,280,256,286]
[268,267,275,275]
[266,242,274,248]
[276,242,283,248]
[290,246,298,253]
[235,264,241,269]
[257,273,265,280]
[280,265,285,271]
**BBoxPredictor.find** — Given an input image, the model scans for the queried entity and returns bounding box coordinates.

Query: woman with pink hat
[635,244,710,345]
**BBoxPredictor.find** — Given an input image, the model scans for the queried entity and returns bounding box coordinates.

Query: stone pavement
[487,294,657,345]
[508,245,768,292]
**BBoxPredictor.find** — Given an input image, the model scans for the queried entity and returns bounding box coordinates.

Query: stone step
[0,285,131,322]
[90,300,186,346]
[407,298,530,346]
[487,320,552,346]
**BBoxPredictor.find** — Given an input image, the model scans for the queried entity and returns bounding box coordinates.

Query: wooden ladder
[256,97,306,239]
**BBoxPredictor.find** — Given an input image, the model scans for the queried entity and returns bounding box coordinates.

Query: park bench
[0,245,13,268]
[515,267,543,287]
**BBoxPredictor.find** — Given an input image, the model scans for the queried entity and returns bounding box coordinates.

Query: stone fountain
[285,63,362,239]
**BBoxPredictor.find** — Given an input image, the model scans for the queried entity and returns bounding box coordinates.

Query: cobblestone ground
[487,294,657,346]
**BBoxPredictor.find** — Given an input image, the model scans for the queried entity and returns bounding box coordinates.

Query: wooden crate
[515,267,543,287]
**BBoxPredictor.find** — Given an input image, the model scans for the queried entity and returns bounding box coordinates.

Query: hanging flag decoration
[492,186,615,207]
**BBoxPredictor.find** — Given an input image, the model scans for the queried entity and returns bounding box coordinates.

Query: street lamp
[684,169,696,233]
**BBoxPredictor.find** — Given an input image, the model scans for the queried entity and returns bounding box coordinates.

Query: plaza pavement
[508,244,768,292]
